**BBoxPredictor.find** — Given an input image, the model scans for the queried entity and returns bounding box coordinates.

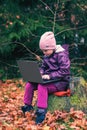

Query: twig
[53,11,56,33]
[71,57,87,62]
[28,29,40,37]
[39,0,54,15]
[0,60,18,68]
[14,41,36,56]
[77,3,86,11]
[71,62,87,66]
[1,41,42,61]
[14,41,42,61]
[55,25,87,36]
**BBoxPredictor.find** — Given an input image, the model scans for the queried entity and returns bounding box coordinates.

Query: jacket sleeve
[39,60,46,74]
[50,52,70,79]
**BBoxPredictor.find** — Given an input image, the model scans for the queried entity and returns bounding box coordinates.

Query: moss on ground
[48,77,87,113]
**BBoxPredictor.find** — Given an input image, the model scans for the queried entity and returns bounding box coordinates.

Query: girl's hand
[42,74,50,80]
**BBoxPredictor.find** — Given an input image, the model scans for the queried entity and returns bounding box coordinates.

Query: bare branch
[55,25,87,36]
[0,60,18,68]
[71,62,87,66]
[1,41,42,61]
[39,0,54,15]
[71,57,87,62]
[53,11,56,33]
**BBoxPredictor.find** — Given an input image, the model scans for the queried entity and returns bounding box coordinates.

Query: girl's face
[42,49,54,56]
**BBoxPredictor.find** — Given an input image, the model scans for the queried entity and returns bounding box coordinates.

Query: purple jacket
[40,45,70,83]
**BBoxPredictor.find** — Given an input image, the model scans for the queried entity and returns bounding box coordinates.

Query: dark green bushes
[0,0,87,79]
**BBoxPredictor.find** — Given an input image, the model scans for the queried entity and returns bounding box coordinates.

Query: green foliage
[0,0,87,55]
[71,67,87,80]
[0,0,87,79]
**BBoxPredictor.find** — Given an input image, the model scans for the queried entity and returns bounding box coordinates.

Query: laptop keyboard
[43,79,49,81]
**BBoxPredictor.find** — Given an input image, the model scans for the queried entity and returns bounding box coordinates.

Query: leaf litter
[0,79,87,130]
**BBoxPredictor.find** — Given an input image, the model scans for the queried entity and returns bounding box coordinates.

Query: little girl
[21,31,70,124]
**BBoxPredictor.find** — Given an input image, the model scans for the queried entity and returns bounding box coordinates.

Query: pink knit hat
[39,31,56,50]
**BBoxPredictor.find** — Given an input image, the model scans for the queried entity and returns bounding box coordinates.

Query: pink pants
[24,82,58,109]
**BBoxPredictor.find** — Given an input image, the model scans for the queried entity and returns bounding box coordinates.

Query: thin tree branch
[55,25,87,36]
[14,41,36,56]
[39,0,54,15]
[14,41,42,61]
[53,11,56,33]
[71,57,87,62]
[71,62,87,66]
[0,60,18,68]
[1,41,42,61]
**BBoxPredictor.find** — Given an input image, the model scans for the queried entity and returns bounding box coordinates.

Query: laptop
[17,60,60,84]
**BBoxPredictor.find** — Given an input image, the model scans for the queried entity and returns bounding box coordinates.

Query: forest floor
[0,79,87,130]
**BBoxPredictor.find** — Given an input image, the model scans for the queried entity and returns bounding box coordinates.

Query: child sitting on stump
[21,31,70,124]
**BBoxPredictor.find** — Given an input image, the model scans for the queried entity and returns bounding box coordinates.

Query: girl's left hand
[42,74,50,80]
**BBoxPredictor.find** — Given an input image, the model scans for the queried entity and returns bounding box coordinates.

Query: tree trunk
[48,77,87,113]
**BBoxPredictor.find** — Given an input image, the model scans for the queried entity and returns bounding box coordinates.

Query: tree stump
[48,77,87,113]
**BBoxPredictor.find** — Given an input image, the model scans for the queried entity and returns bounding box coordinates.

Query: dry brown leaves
[0,79,87,130]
